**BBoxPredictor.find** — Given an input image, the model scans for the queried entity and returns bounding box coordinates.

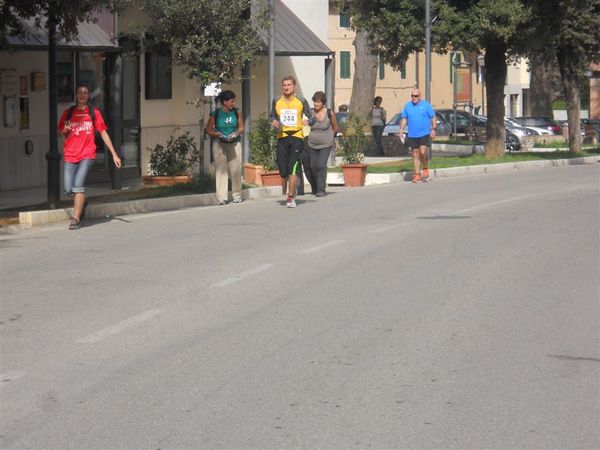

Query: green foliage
[148,131,199,176]
[338,114,368,164]
[0,0,129,49]
[249,114,277,171]
[343,0,431,68]
[525,0,600,71]
[136,0,269,86]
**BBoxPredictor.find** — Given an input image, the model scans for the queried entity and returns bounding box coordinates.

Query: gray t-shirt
[307,109,334,149]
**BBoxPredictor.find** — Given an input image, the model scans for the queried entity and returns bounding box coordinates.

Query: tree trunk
[556,46,581,154]
[484,42,507,158]
[529,52,555,117]
[349,29,378,119]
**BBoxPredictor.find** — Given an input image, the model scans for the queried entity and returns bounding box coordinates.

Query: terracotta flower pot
[142,175,192,186]
[341,163,367,186]
[260,171,283,186]
[243,163,265,186]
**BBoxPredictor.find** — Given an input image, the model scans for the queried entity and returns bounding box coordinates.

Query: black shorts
[276,136,303,178]
[407,135,431,149]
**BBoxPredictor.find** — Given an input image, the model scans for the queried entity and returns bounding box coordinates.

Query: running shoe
[232,197,243,204]
[412,174,421,183]
[68,218,81,230]
[217,200,228,206]
[286,196,293,207]
[288,198,297,208]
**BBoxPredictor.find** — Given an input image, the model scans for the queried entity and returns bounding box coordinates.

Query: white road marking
[0,371,25,389]
[211,263,274,288]
[452,185,596,216]
[299,239,345,254]
[76,308,166,344]
[371,223,402,234]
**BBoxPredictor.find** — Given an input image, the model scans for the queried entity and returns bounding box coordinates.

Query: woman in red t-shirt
[58,83,122,230]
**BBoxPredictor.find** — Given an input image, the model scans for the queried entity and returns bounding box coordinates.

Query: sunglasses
[411,94,420,98]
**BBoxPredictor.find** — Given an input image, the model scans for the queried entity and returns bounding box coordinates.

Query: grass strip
[329,149,600,174]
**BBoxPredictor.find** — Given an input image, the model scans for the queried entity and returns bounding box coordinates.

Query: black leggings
[304,146,332,194]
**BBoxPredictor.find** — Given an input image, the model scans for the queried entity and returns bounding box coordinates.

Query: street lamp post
[425,0,431,102]
[46,11,61,208]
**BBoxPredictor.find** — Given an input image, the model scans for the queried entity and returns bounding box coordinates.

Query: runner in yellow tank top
[269,76,314,208]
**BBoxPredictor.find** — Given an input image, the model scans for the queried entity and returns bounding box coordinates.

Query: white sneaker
[288,198,296,208]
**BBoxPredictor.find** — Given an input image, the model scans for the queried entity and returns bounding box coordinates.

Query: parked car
[504,118,536,144]
[436,109,487,139]
[513,117,562,135]
[335,111,349,136]
[581,118,600,143]
[382,111,452,137]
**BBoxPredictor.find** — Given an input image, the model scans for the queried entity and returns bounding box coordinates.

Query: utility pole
[425,0,431,102]
[46,10,61,208]
[268,0,275,111]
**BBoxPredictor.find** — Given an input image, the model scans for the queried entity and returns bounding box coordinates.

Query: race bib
[280,109,298,127]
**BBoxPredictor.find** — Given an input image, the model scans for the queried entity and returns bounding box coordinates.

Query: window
[339,11,351,28]
[57,51,74,102]
[145,52,172,99]
[340,51,351,79]
[379,56,385,80]
[399,59,406,80]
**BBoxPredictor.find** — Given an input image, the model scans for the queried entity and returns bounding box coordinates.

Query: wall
[504,57,530,118]
[0,51,58,190]
[118,6,203,175]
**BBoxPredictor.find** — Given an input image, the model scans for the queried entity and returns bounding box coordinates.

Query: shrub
[249,114,278,171]
[148,130,199,176]
[338,114,368,164]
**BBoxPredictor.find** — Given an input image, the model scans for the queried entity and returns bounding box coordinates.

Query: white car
[505,118,549,136]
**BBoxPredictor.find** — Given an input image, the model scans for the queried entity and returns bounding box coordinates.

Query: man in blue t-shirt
[399,89,437,182]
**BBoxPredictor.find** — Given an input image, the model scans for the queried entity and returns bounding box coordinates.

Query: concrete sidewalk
[0,178,144,211]
[0,156,407,211]
[2,155,597,233]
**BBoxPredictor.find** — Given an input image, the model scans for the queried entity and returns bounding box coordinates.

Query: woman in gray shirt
[368,96,387,156]
[305,91,339,197]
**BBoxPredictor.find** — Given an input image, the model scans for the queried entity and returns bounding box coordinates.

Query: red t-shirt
[58,106,108,163]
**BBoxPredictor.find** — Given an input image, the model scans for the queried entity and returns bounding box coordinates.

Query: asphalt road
[1,164,599,449]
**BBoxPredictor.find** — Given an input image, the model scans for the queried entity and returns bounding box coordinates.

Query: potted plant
[247,113,281,186]
[338,114,368,186]
[143,130,199,186]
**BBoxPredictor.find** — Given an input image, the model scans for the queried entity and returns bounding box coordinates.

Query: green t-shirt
[211,107,239,141]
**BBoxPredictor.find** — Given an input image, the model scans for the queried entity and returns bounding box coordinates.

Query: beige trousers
[213,140,242,202]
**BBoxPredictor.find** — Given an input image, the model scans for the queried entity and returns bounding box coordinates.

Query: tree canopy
[135,0,269,87]
[0,0,128,49]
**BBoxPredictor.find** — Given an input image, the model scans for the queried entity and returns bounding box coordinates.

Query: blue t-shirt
[401,100,435,138]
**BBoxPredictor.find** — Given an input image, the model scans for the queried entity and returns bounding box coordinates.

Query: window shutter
[340,51,351,79]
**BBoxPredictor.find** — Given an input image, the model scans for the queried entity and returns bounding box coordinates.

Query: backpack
[66,104,96,123]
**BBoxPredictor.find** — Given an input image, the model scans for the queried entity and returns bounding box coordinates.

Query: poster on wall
[20,97,29,130]
[20,76,28,96]
[4,95,17,127]
[0,69,18,96]
[455,67,472,104]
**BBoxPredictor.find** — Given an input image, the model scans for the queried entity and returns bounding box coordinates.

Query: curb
[355,155,599,185]
[16,186,282,229]
[6,155,598,232]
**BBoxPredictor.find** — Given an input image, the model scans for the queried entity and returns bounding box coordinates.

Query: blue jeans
[64,159,94,195]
